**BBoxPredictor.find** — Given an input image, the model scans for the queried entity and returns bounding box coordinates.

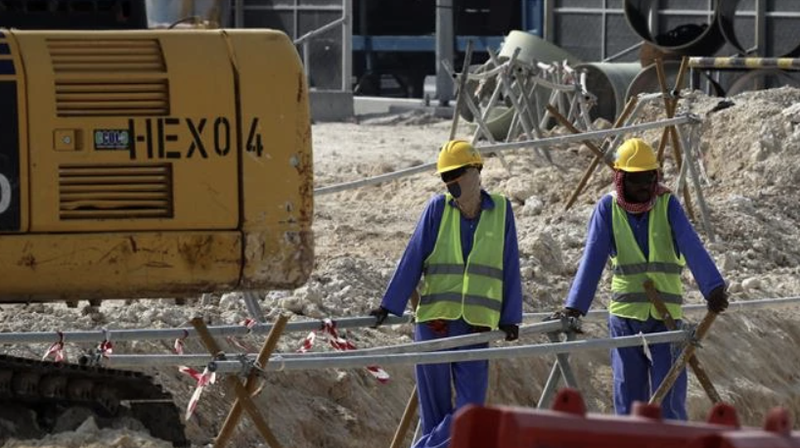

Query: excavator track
[0,354,189,447]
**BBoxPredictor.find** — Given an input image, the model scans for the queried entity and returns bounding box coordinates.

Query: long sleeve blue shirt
[380,191,523,326]
[565,194,725,314]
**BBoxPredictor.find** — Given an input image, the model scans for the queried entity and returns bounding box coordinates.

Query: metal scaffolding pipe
[99,330,687,370]
[315,115,696,196]
[4,296,799,347]
[210,330,688,373]
[0,315,414,345]
[99,319,570,368]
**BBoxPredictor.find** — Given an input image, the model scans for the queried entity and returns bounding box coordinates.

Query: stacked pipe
[623,0,800,98]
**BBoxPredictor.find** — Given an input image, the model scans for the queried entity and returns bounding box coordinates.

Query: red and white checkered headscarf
[613,170,671,214]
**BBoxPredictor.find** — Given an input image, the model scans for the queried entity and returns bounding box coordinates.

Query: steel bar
[293,16,346,45]
[476,115,695,157]
[649,312,717,406]
[103,330,686,370]
[192,317,283,448]
[442,61,497,144]
[209,330,689,373]
[215,315,289,447]
[315,115,695,197]
[537,360,560,409]
[470,69,505,145]
[242,291,266,323]
[676,124,716,241]
[0,315,414,345]
[6,296,800,347]
[537,331,578,409]
[448,40,473,139]
[644,281,721,404]
[485,47,546,164]
[101,320,569,368]
[549,331,578,389]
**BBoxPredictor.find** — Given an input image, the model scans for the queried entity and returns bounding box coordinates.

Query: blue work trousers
[413,318,489,448]
[608,314,688,420]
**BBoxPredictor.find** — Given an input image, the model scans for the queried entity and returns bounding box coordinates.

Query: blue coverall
[566,194,725,419]
[380,191,523,448]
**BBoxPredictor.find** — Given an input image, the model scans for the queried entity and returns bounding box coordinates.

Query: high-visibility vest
[417,193,507,329]
[609,193,685,321]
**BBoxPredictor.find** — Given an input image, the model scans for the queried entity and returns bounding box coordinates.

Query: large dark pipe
[718,0,800,57]
[625,0,727,56]
[727,69,800,96]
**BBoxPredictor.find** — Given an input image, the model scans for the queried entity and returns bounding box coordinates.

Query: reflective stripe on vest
[418,193,507,329]
[609,193,685,321]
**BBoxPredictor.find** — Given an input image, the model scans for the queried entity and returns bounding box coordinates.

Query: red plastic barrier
[450,388,800,448]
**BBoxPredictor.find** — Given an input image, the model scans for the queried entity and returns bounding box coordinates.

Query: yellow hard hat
[613,138,659,172]
[437,140,483,174]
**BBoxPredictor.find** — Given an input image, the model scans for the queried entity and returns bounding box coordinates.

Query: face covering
[613,169,670,214]
[445,168,482,218]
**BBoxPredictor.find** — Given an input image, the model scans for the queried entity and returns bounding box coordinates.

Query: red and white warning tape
[179,365,216,421]
[226,318,258,352]
[98,328,113,359]
[297,318,390,383]
[42,331,66,362]
[174,329,189,355]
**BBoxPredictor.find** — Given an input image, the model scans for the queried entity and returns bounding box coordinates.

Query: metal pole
[446,41,473,139]
[209,330,689,373]
[436,0,454,106]
[7,296,800,347]
[549,331,578,388]
[234,0,244,28]
[676,125,716,242]
[537,331,578,408]
[315,115,696,196]
[0,315,414,345]
[243,291,266,323]
[537,360,561,409]
[342,0,352,92]
[102,320,569,368]
[543,0,554,42]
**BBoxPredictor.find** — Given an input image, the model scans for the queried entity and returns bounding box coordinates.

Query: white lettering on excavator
[0,173,10,214]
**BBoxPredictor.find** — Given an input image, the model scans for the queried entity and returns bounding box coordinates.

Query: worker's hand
[706,286,729,314]
[545,307,583,321]
[369,306,390,328]
[498,324,519,342]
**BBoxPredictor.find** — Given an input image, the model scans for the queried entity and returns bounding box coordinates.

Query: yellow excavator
[0,27,313,304]
[0,7,314,445]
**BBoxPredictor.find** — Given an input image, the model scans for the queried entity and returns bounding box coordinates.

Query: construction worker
[552,138,728,420]
[370,140,522,448]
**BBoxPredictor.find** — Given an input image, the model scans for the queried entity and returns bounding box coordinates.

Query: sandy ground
[3,87,800,447]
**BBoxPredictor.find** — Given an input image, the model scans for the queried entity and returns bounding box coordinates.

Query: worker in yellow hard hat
[550,137,728,420]
[370,139,522,448]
